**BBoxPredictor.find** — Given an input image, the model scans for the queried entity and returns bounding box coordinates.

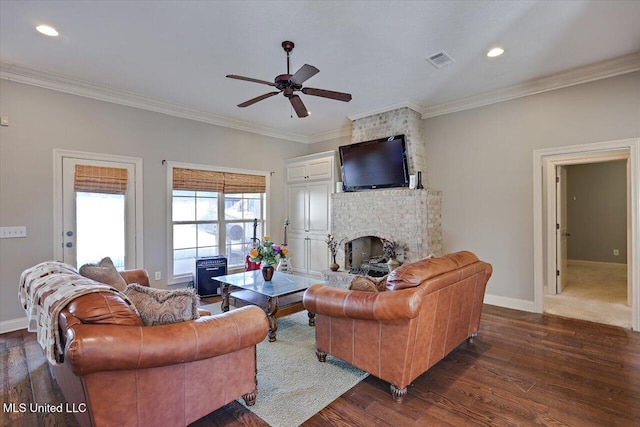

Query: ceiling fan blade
[301,87,352,102]
[289,95,309,118]
[238,91,281,107]
[226,75,276,87]
[289,64,319,85]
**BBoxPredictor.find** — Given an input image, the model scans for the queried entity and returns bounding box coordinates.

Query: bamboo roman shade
[74,165,128,195]
[223,172,266,194]
[173,168,265,194]
[173,168,224,193]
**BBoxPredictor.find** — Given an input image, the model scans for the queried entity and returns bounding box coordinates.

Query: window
[168,163,268,282]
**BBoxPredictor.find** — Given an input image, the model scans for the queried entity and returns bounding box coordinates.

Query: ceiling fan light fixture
[487,47,504,58]
[36,25,59,37]
[226,41,351,118]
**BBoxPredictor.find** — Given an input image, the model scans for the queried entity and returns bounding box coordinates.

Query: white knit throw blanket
[19,261,122,365]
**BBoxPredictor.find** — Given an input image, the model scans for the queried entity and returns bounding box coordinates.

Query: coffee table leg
[308,311,315,326]
[266,296,278,342]
[221,283,230,313]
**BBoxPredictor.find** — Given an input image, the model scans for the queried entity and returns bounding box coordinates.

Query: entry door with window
[60,157,137,270]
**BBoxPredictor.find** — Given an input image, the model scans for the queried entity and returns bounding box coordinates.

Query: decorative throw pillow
[348,275,388,292]
[67,292,143,326]
[123,283,200,326]
[349,276,378,292]
[79,257,127,291]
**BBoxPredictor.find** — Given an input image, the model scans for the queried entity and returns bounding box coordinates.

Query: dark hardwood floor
[2,305,639,426]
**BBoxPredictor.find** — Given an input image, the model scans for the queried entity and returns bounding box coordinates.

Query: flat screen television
[339,135,409,191]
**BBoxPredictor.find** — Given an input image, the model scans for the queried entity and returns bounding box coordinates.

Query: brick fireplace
[331,107,442,273]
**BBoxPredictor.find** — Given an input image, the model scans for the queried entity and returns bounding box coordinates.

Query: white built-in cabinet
[285,151,336,277]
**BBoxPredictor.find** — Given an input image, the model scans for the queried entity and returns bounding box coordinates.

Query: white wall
[0,80,309,324]
[422,71,640,303]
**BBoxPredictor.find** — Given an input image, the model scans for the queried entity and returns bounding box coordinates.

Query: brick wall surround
[351,107,429,187]
[332,107,442,270]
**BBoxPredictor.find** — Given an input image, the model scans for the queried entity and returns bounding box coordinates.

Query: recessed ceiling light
[487,47,504,58]
[36,25,59,37]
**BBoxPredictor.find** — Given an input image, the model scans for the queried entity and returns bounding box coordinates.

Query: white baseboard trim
[0,317,28,334]
[484,293,536,313]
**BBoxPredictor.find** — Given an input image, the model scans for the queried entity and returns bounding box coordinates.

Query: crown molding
[421,52,640,119]
[307,125,352,144]
[347,99,422,121]
[0,62,310,143]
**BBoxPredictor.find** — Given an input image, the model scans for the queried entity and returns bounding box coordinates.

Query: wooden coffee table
[216,270,323,342]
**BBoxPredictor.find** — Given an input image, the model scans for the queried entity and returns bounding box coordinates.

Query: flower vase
[330,254,339,271]
[261,264,275,281]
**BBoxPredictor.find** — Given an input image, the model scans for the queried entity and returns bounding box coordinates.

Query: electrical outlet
[0,226,27,238]
[613,249,620,256]
[154,271,162,281]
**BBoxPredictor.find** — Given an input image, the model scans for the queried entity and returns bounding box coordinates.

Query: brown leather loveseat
[303,251,492,403]
[53,269,269,427]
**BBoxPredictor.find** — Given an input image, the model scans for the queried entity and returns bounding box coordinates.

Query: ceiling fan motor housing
[226,40,351,117]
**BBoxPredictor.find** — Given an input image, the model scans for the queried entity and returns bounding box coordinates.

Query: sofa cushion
[348,275,388,292]
[386,251,479,291]
[79,257,127,291]
[123,284,200,326]
[67,292,143,326]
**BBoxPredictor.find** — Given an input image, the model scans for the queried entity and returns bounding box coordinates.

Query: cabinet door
[286,162,307,182]
[307,181,331,235]
[287,233,307,274]
[287,182,308,233]
[307,158,333,181]
[307,235,329,276]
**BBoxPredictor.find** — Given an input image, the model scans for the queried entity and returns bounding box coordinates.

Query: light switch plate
[0,226,27,238]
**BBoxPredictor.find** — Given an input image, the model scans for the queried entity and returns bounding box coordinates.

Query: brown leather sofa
[303,251,492,403]
[52,269,269,427]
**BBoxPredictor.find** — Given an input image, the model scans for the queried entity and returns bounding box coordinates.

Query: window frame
[166,161,270,285]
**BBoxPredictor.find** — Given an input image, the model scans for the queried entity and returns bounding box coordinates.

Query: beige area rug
[201,303,368,426]
[544,262,631,329]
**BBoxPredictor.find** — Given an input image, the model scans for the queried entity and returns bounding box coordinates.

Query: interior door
[61,157,136,270]
[556,166,568,293]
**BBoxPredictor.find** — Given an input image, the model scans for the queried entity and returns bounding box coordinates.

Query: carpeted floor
[200,303,368,427]
[544,261,630,328]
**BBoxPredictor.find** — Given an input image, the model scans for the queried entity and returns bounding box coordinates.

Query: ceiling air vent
[426,51,455,69]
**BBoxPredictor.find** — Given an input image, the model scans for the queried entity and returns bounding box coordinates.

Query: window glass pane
[197,224,218,247]
[174,224,197,249]
[174,248,196,276]
[224,197,243,220]
[173,190,195,197]
[245,198,263,220]
[226,244,245,267]
[76,192,125,270]
[196,196,217,221]
[197,246,218,258]
[195,191,217,198]
[173,196,195,222]
[227,222,246,243]
[243,192,261,199]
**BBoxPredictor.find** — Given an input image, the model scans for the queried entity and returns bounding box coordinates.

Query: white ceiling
[1,1,639,143]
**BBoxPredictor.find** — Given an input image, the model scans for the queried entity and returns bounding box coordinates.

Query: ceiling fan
[226,41,352,118]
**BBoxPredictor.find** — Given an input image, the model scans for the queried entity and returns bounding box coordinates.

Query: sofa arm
[303,284,422,321]
[64,305,268,375]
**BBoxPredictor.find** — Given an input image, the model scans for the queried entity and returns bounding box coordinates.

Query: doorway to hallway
[533,138,639,331]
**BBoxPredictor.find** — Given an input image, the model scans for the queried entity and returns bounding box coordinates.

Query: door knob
[65,242,73,248]
[66,231,74,236]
